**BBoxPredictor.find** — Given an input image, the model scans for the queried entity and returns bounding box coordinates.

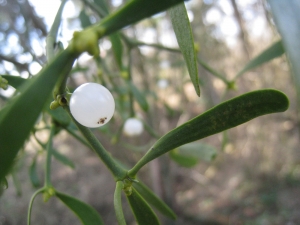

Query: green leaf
[47,106,71,127]
[79,10,92,29]
[178,142,217,162]
[0,49,77,181]
[29,156,41,188]
[170,142,217,167]
[56,191,104,225]
[127,81,149,112]
[110,32,123,70]
[1,75,27,89]
[114,181,126,225]
[126,187,160,225]
[268,1,300,102]
[0,177,8,196]
[129,89,289,176]
[52,149,75,169]
[94,0,109,15]
[169,3,200,96]
[235,40,285,78]
[169,149,198,168]
[99,0,185,36]
[132,182,176,219]
[47,0,68,61]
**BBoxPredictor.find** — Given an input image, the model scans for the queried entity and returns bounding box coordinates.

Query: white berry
[70,83,115,128]
[123,118,144,136]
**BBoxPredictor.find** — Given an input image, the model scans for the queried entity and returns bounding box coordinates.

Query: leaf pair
[114,180,176,225]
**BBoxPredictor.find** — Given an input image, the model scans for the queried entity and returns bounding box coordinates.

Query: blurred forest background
[0,0,299,224]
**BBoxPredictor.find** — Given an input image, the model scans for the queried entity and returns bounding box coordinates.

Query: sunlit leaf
[235,40,285,78]
[52,149,75,169]
[268,0,300,100]
[56,191,104,225]
[169,3,200,96]
[132,182,176,219]
[129,89,289,176]
[0,49,77,181]
[126,187,160,225]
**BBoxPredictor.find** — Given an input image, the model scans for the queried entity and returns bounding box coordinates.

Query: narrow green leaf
[0,49,77,181]
[29,156,41,188]
[0,177,8,196]
[178,142,217,162]
[94,0,109,15]
[129,89,289,176]
[11,170,22,196]
[79,10,92,29]
[196,58,229,85]
[132,182,176,219]
[268,1,300,103]
[169,3,200,96]
[126,187,160,225]
[52,149,75,169]
[98,0,185,36]
[1,75,27,89]
[169,150,198,168]
[110,32,123,70]
[47,106,71,127]
[47,0,68,61]
[127,81,149,111]
[114,181,126,225]
[235,40,285,78]
[56,191,104,225]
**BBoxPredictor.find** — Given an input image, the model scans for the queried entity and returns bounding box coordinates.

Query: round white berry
[123,118,144,136]
[70,83,115,128]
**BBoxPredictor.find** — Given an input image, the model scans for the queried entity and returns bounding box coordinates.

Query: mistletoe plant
[0,0,294,224]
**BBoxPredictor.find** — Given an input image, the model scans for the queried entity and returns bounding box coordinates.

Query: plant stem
[64,106,127,180]
[114,181,126,225]
[197,57,229,85]
[27,188,46,225]
[45,125,55,188]
[64,125,91,148]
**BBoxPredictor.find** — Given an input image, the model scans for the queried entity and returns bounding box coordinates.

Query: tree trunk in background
[230,0,251,59]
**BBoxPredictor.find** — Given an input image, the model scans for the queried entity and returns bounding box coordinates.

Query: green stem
[64,106,127,180]
[121,34,180,53]
[27,187,45,225]
[196,57,229,85]
[127,50,135,117]
[45,125,55,187]
[114,181,127,225]
[64,125,91,148]
[142,120,160,139]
